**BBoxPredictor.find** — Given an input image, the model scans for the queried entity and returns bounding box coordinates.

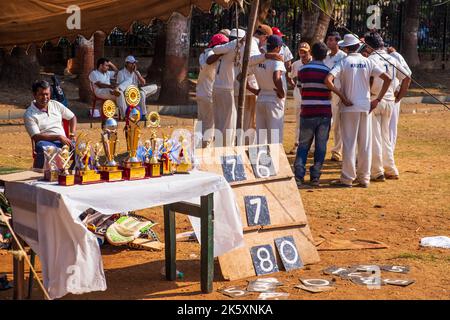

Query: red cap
[208,34,229,48]
[272,27,284,37]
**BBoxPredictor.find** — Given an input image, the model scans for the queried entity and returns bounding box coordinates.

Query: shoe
[385,174,399,180]
[356,182,369,188]
[295,177,305,187]
[310,178,320,187]
[330,153,341,162]
[371,174,385,182]
[330,180,352,188]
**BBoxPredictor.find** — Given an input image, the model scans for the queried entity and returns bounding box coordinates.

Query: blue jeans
[294,116,331,180]
[34,140,63,169]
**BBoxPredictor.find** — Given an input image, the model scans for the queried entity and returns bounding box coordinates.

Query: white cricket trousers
[213,88,236,146]
[234,95,257,145]
[389,100,401,152]
[330,93,343,157]
[371,100,399,177]
[340,111,372,185]
[256,99,285,145]
[196,96,215,146]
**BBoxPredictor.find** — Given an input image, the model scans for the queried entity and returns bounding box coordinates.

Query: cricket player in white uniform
[208,28,281,146]
[325,34,391,188]
[324,32,347,161]
[196,34,229,147]
[387,45,412,152]
[289,42,312,153]
[247,35,287,145]
[364,32,411,181]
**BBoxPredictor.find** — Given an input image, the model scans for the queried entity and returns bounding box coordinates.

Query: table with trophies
[5,86,244,299]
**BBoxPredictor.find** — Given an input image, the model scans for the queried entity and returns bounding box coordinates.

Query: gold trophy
[99,100,123,182]
[58,145,75,186]
[145,111,161,178]
[175,134,192,173]
[43,145,60,181]
[74,133,102,184]
[122,86,146,180]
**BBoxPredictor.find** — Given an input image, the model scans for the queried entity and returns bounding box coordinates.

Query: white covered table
[4,170,244,299]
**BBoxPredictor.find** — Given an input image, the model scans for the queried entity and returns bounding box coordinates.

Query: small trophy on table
[74,133,102,184]
[145,111,161,178]
[58,145,75,186]
[43,146,60,181]
[159,134,173,176]
[98,100,123,182]
[122,86,146,180]
[171,130,192,174]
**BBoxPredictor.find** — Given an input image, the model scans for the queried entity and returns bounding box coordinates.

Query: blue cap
[267,35,283,48]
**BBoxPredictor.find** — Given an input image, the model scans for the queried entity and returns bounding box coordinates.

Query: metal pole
[236,0,260,146]
[442,3,448,69]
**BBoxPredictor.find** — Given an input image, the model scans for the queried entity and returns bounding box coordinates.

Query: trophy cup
[98,100,123,182]
[145,111,161,178]
[74,133,102,184]
[43,146,60,181]
[171,130,192,174]
[58,145,75,186]
[122,86,146,180]
[159,134,173,176]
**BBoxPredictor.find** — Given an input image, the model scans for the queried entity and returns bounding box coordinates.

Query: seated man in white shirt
[24,80,77,169]
[88,58,127,117]
[117,55,157,120]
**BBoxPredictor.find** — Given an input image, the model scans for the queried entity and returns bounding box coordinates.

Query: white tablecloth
[5,170,243,299]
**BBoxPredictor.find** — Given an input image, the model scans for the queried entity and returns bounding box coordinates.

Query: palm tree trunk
[401,0,420,67]
[301,4,320,44]
[93,31,106,66]
[311,0,335,44]
[78,36,94,103]
[159,13,191,105]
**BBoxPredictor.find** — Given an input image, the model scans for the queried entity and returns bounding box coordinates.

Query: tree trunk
[311,0,335,44]
[78,36,94,103]
[93,31,106,66]
[301,4,320,44]
[159,13,191,105]
[258,0,272,25]
[401,0,420,67]
[146,22,166,85]
[0,45,40,88]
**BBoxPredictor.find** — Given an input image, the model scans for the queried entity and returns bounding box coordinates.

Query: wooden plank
[200,193,214,293]
[163,205,176,281]
[0,171,42,186]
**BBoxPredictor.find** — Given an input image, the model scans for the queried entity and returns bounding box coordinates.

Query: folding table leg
[164,205,176,281]
[12,238,25,300]
[200,193,214,293]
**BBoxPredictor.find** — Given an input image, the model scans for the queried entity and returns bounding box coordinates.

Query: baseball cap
[267,35,283,48]
[229,28,246,39]
[257,24,273,36]
[298,42,311,52]
[125,55,138,63]
[271,27,284,37]
[208,34,229,48]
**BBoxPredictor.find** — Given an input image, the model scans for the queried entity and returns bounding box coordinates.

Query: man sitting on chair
[24,80,77,169]
[89,57,127,117]
[117,55,157,120]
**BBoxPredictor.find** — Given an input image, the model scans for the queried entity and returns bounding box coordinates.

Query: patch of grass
[390,252,450,262]
[0,167,22,174]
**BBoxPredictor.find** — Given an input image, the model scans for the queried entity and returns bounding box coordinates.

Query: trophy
[74,133,102,184]
[171,130,192,174]
[159,134,173,176]
[43,146,60,181]
[58,145,75,186]
[145,111,161,178]
[122,86,146,180]
[98,100,123,182]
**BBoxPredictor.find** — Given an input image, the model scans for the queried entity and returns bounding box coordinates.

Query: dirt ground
[0,92,449,300]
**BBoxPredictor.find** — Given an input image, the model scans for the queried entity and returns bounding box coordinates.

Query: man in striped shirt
[294,42,338,186]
